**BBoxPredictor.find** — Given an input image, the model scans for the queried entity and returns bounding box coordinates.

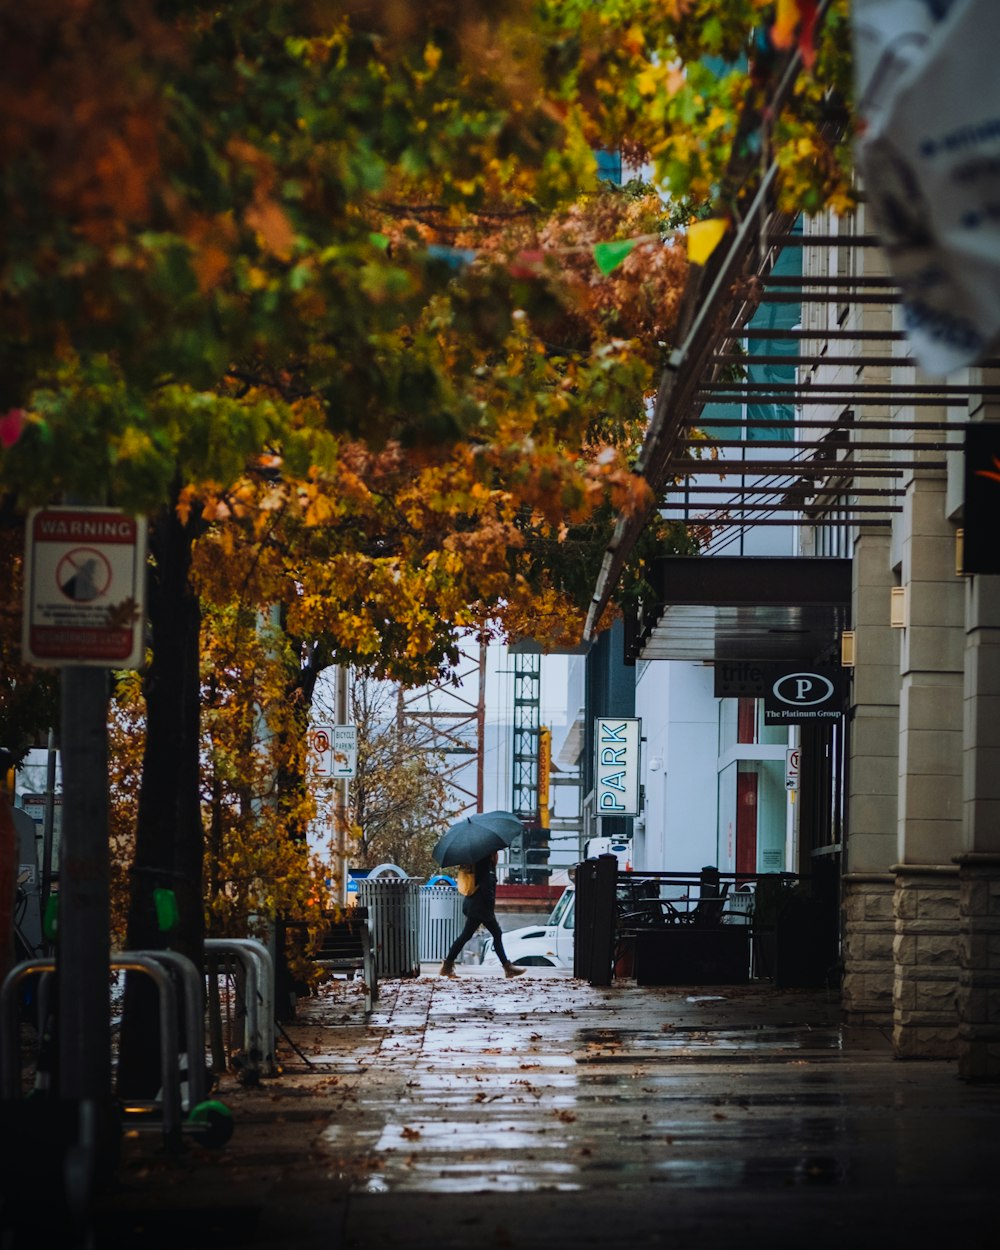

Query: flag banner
[853,0,1000,376]
[686,218,727,266]
[592,238,639,275]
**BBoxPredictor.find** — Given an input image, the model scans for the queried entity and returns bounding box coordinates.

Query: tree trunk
[117,502,205,1098]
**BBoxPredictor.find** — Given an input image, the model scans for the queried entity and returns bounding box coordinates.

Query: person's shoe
[503,962,526,978]
[438,960,457,977]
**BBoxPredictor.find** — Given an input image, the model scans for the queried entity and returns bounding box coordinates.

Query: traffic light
[523,827,549,884]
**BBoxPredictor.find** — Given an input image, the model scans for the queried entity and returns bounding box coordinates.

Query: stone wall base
[956,854,1000,1082]
[841,873,894,1025]
[893,865,961,1060]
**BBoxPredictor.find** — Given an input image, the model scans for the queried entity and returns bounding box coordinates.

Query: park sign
[594,717,641,817]
[22,506,147,668]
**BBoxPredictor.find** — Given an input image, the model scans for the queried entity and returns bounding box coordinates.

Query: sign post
[21,505,147,1127]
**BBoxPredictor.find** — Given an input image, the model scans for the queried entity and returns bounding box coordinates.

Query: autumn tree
[0,0,856,1092]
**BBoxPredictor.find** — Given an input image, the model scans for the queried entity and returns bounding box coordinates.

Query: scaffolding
[397,634,487,821]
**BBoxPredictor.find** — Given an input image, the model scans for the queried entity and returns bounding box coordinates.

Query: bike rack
[204,938,276,1079]
[133,950,207,1111]
[1,955,183,1148]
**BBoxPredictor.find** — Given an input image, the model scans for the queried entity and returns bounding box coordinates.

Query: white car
[482,886,575,969]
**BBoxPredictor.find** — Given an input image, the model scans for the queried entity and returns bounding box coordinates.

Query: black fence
[574,857,840,990]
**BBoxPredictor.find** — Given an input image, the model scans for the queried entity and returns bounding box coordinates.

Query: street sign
[310,726,334,776]
[785,747,800,792]
[22,506,147,668]
[594,717,641,817]
[310,724,357,779]
[332,725,357,778]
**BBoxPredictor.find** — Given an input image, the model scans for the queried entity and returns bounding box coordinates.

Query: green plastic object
[42,894,58,941]
[187,1099,234,1147]
[153,887,180,933]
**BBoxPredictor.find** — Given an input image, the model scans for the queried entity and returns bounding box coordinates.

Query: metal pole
[41,727,57,917]
[335,666,350,908]
[476,637,487,812]
[58,666,111,1103]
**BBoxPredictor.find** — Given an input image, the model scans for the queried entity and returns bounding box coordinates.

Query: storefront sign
[714,660,771,698]
[764,668,843,725]
[595,717,641,816]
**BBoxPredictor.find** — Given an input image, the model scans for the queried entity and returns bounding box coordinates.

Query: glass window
[549,888,574,929]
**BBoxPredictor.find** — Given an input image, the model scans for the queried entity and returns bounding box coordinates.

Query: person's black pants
[445,906,509,966]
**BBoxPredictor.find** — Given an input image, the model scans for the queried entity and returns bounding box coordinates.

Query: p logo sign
[763,667,842,724]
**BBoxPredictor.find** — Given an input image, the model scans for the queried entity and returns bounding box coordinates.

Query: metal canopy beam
[668,517,890,527]
[664,484,905,495]
[695,394,968,406]
[738,327,908,339]
[678,438,954,452]
[662,459,943,475]
[688,416,952,430]
[659,502,900,512]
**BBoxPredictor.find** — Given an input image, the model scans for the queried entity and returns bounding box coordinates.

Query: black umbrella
[431,810,523,867]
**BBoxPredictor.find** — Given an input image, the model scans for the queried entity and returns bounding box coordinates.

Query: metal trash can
[357,873,421,978]
[419,885,464,963]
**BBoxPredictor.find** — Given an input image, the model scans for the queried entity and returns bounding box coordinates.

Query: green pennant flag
[593,238,638,275]
[369,232,390,250]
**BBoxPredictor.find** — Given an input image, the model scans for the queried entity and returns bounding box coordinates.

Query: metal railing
[574,862,839,989]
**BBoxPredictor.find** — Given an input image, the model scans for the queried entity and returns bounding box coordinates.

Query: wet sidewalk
[93,966,999,1249]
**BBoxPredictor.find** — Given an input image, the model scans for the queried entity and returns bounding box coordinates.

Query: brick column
[842,872,895,1022]
[893,865,960,1058]
[956,544,1000,1079]
[892,469,964,1058]
[844,531,899,1022]
[956,854,1000,1080]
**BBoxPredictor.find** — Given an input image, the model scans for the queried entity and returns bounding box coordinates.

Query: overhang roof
[625,557,851,666]
[583,0,999,646]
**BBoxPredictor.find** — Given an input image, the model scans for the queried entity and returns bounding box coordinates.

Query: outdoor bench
[303,907,379,1013]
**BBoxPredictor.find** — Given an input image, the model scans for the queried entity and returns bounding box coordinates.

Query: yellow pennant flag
[687,218,728,266]
[772,0,800,50]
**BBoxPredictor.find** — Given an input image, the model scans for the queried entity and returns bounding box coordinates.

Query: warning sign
[22,506,148,668]
[310,724,357,779]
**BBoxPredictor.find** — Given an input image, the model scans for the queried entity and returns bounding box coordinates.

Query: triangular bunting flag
[687,218,728,266]
[593,239,638,275]
[771,0,800,51]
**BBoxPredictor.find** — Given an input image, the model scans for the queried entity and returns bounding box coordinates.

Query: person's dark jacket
[462,855,497,918]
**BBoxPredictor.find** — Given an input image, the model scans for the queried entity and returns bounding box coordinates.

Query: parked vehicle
[482,886,575,969]
[584,837,632,871]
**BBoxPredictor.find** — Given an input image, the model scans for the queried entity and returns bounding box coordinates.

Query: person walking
[439,852,526,978]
